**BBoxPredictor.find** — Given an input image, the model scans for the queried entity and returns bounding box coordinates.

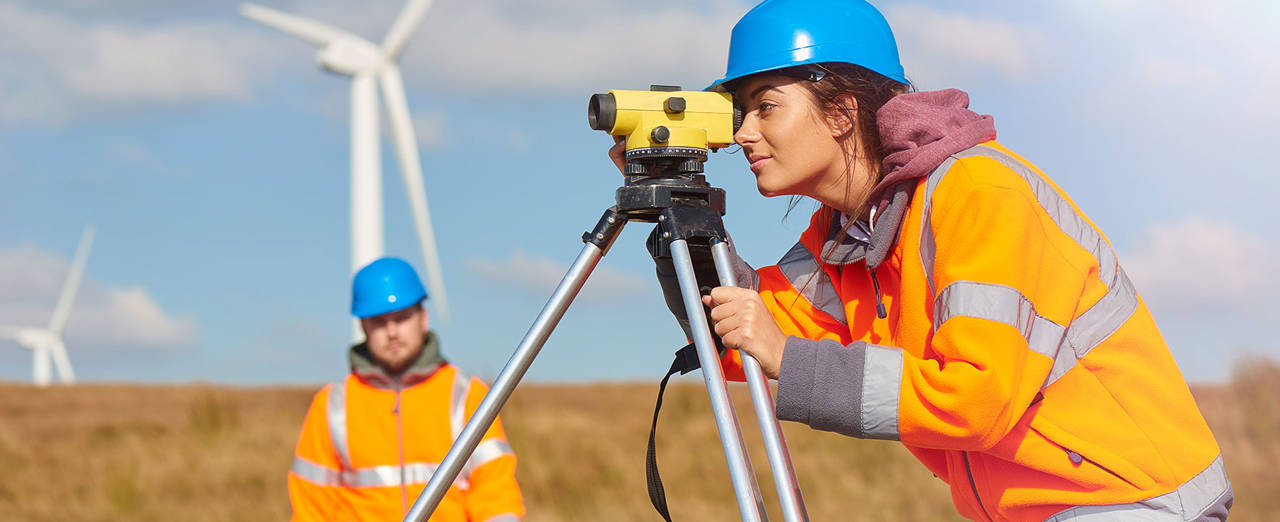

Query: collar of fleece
[820,88,997,270]
[348,329,446,389]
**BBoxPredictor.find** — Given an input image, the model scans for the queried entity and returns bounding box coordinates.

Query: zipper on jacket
[395,387,408,514]
[963,451,994,521]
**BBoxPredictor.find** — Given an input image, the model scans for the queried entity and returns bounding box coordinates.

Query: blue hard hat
[351,257,428,319]
[707,0,906,91]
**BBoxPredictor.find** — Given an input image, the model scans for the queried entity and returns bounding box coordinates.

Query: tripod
[404,157,809,521]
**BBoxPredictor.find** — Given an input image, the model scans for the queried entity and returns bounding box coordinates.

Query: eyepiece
[587,93,616,131]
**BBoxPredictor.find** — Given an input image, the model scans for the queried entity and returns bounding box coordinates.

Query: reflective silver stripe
[1046,269,1139,386]
[918,145,1139,388]
[449,370,483,491]
[918,156,958,296]
[291,456,341,486]
[337,461,474,489]
[777,241,847,325]
[466,439,514,474]
[326,380,351,470]
[484,515,521,522]
[450,369,471,442]
[861,344,903,440]
[1044,455,1231,521]
[344,461,437,488]
[934,281,1066,361]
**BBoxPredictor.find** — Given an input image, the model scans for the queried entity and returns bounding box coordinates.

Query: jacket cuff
[777,338,867,438]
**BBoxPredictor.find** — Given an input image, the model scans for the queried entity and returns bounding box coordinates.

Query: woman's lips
[749,156,771,172]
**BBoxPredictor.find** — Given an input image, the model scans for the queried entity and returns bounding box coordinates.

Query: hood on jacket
[821,88,996,269]
[349,329,447,389]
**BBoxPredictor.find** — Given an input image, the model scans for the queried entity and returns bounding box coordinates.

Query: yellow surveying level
[588,85,738,174]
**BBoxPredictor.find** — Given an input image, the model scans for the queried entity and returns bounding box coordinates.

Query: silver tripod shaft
[670,239,768,522]
[404,241,609,522]
[711,240,809,522]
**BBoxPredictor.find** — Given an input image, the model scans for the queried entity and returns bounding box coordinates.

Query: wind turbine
[0,226,93,387]
[241,0,450,322]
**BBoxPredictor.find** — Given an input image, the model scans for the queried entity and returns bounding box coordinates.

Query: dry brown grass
[0,365,1275,521]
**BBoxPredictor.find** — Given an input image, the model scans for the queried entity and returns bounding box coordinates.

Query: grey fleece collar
[820,213,870,266]
[349,329,447,389]
[818,180,913,270]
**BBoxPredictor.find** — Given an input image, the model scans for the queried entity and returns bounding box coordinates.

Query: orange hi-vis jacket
[724,142,1231,521]
[289,333,523,521]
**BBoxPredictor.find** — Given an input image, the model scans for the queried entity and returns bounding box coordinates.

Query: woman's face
[732,74,851,207]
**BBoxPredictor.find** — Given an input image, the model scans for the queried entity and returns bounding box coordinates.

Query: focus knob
[651,126,670,143]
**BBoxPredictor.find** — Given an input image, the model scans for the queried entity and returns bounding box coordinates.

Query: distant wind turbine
[241,0,450,322]
[0,226,93,387]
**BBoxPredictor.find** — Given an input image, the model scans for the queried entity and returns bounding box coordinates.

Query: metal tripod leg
[710,240,809,522]
[669,239,769,522]
[404,210,626,522]
[405,203,802,522]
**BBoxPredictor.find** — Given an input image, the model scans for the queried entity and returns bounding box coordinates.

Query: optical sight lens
[588,93,616,131]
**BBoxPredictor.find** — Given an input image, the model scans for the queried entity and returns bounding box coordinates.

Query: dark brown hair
[777,62,912,224]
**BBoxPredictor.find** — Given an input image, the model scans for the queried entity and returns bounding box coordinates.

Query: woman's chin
[755,183,791,198]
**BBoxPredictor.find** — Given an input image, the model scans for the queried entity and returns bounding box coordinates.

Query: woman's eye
[758,102,777,113]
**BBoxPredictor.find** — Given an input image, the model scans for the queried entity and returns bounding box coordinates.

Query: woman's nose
[733,115,760,146]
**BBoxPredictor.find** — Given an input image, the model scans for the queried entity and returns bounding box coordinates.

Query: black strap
[646,343,702,522]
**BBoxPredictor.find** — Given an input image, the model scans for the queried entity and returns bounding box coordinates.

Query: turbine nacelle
[15,329,55,349]
[318,38,386,76]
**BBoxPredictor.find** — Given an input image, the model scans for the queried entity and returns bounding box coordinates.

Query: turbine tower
[241,0,450,322]
[0,226,93,387]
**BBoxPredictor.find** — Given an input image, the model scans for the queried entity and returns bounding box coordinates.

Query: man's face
[360,304,428,375]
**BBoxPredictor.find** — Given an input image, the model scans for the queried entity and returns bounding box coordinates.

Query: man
[289,257,524,521]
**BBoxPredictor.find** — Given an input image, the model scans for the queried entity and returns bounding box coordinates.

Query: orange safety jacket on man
[289,331,523,521]
[719,139,1232,520]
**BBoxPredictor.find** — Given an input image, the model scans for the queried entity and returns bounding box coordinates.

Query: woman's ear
[825,94,858,138]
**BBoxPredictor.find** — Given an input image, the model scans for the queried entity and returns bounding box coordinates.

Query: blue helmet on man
[351,257,428,319]
[707,0,906,91]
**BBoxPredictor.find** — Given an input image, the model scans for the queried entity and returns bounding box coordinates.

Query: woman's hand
[702,286,788,378]
[608,136,626,174]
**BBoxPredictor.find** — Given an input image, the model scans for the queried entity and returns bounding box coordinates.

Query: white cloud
[71,286,197,348]
[1123,218,1280,317]
[0,2,287,125]
[0,245,197,350]
[1,0,745,124]
[1046,0,1280,125]
[882,4,1041,87]
[468,249,649,302]
[292,0,744,93]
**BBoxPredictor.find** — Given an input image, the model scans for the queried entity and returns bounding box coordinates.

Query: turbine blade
[240,3,351,47]
[381,0,435,57]
[48,339,76,385]
[378,65,449,322]
[49,225,93,335]
[0,326,22,339]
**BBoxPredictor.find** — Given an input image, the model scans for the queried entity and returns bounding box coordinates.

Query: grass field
[0,359,1275,521]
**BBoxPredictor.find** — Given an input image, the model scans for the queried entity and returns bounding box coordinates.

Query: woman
[613,0,1231,520]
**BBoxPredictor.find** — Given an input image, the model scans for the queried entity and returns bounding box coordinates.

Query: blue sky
[1,0,1277,385]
